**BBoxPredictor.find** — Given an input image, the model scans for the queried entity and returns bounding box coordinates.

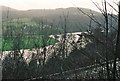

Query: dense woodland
[1,1,120,81]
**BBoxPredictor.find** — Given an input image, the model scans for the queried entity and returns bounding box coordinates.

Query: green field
[2,36,58,51]
[2,18,61,51]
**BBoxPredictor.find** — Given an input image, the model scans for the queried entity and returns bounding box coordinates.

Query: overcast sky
[0,0,119,13]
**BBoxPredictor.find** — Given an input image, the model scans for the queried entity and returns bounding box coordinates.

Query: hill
[1,6,117,32]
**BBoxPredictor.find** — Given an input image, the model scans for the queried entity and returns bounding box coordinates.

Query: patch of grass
[2,18,60,51]
[2,36,58,51]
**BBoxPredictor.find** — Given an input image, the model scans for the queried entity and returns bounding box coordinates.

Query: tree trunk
[113,1,120,81]
[104,0,110,80]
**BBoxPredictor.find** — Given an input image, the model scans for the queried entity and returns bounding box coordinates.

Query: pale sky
[0,0,119,13]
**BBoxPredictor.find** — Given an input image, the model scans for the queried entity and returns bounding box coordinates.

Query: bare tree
[113,1,120,81]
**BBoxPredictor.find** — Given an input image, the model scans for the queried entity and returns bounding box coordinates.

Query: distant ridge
[2,5,117,32]
[1,5,104,32]
[0,6,18,11]
[1,6,101,15]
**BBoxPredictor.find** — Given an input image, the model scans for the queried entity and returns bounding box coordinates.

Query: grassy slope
[2,18,58,51]
[2,36,58,51]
